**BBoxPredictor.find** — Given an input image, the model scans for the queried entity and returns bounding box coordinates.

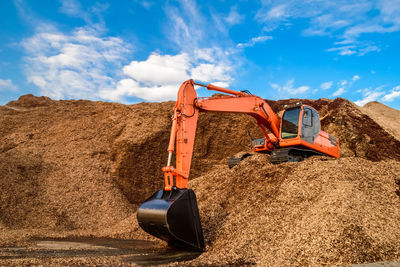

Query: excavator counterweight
[137,80,340,251]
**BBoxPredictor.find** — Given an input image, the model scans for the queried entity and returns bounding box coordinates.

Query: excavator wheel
[137,188,205,251]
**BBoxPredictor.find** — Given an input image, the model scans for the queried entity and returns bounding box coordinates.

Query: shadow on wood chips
[0,94,400,266]
[0,237,202,266]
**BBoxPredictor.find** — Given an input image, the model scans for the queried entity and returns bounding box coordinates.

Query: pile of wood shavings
[1,94,400,266]
[186,155,400,266]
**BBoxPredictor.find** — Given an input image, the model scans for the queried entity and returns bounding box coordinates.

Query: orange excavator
[137,80,340,251]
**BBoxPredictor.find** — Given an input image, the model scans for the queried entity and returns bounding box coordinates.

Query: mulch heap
[189,155,400,266]
[0,94,400,266]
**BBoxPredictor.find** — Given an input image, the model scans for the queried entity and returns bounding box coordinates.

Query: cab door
[301,107,320,144]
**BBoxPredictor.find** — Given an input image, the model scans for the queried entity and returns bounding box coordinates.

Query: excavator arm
[162,81,200,190]
[163,79,281,191]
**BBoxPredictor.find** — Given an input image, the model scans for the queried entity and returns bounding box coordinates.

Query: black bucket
[137,188,205,251]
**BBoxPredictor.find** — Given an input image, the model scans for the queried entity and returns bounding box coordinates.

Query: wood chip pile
[189,155,400,266]
[1,94,400,266]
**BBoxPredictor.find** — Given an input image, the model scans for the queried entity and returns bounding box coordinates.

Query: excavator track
[228,153,252,169]
[270,147,323,164]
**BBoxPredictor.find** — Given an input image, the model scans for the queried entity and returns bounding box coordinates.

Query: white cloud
[358,44,381,55]
[304,14,351,36]
[164,0,240,59]
[237,35,273,48]
[320,81,333,90]
[210,81,230,88]
[382,86,400,102]
[266,4,288,20]
[270,79,310,95]
[327,42,380,56]
[165,0,206,51]
[59,0,83,17]
[327,45,357,56]
[190,63,232,83]
[256,0,400,56]
[225,6,244,25]
[22,26,132,100]
[0,78,17,91]
[21,0,238,104]
[354,90,384,106]
[127,0,239,102]
[163,1,239,70]
[58,0,107,30]
[18,0,238,103]
[99,79,178,102]
[103,50,234,102]
[330,75,359,97]
[194,48,216,63]
[123,53,190,86]
[344,23,391,39]
[332,87,345,97]
[133,0,154,10]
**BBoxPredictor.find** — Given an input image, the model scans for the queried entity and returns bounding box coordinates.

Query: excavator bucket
[137,188,205,251]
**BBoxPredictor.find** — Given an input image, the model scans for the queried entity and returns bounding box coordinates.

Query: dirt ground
[1,94,400,266]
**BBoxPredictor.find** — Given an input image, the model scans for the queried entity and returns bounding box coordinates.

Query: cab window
[303,109,312,127]
[281,108,300,139]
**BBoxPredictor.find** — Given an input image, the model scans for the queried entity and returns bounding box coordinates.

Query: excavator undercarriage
[228,147,324,168]
[270,147,323,164]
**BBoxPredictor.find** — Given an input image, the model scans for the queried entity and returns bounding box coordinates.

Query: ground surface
[1,94,400,266]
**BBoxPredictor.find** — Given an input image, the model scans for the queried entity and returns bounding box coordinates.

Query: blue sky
[0,0,400,109]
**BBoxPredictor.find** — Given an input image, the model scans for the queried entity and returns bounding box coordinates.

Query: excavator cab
[281,104,321,144]
[271,104,338,163]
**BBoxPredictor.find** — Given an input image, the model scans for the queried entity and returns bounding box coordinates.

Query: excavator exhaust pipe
[137,188,205,251]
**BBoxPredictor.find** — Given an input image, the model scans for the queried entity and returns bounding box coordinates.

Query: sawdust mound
[7,94,53,108]
[0,95,254,233]
[363,101,400,142]
[0,97,137,231]
[189,155,400,266]
[1,94,400,265]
